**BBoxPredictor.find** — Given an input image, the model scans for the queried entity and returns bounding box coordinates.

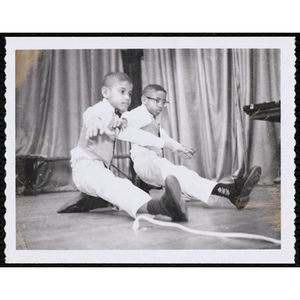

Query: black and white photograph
[4,36,295,264]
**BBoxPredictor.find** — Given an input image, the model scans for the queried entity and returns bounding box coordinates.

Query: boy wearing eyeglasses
[122,84,261,210]
[58,73,189,222]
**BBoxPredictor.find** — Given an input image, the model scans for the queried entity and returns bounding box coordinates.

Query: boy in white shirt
[122,84,261,209]
[58,73,188,222]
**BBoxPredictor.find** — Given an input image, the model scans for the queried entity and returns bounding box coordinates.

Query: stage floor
[15,184,281,252]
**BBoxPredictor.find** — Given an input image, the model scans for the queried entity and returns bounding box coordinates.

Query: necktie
[153,116,159,136]
[154,116,164,157]
[109,109,121,169]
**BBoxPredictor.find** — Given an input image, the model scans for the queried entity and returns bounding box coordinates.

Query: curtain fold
[142,49,280,184]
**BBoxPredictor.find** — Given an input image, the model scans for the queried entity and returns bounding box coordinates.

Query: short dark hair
[142,84,167,95]
[102,72,133,87]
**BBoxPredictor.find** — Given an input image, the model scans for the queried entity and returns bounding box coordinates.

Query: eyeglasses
[145,96,169,107]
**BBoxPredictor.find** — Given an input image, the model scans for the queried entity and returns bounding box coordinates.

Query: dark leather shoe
[57,193,111,213]
[230,166,262,210]
[161,175,188,222]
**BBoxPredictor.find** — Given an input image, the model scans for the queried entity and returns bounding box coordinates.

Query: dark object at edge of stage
[243,101,280,122]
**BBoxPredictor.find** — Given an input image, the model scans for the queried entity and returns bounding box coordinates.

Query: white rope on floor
[132,215,281,245]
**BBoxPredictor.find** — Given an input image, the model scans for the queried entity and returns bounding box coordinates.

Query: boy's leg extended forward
[134,155,261,209]
[134,154,217,204]
[60,159,188,221]
[70,159,151,218]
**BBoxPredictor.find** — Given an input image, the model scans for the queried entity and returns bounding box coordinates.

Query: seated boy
[58,73,189,222]
[122,84,261,209]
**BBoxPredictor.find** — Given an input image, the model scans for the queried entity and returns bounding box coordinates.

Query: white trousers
[71,158,151,218]
[133,152,218,205]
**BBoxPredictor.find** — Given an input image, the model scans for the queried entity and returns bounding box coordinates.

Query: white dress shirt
[71,99,166,163]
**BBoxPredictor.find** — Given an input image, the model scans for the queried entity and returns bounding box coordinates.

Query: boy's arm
[118,123,184,152]
[83,106,169,149]
[120,109,166,148]
[83,102,115,139]
[118,122,194,158]
[160,127,195,159]
[117,125,165,148]
[121,109,194,158]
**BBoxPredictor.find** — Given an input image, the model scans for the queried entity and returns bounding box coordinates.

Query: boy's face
[102,80,133,113]
[142,90,167,117]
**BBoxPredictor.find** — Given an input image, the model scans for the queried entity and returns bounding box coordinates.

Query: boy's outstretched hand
[86,117,105,139]
[173,145,195,159]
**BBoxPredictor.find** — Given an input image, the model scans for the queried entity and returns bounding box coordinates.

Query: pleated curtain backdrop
[16,49,124,157]
[142,49,280,184]
[16,49,126,192]
[16,48,280,193]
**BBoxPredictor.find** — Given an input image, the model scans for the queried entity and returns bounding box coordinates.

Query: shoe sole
[236,166,262,210]
[57,199,91,213]
[57,204,89,213]
[57,196,86,213]
[164,175,188,222]
[57,194,110,213]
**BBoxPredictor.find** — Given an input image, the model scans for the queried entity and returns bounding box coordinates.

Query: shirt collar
[141,103,156,119]
[103,98,118,115]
